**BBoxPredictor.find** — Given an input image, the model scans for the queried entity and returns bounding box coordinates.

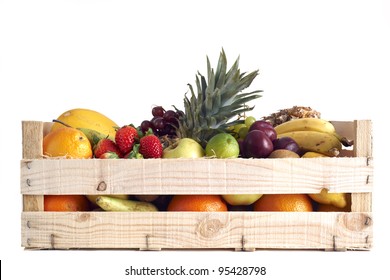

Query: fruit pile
[41,49,353,213]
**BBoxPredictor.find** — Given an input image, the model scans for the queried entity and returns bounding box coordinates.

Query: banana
[275,118,353,147]
[277,131,342,157]
[301,151,328,158]
[96,196,158,212]
[275,118,336,134]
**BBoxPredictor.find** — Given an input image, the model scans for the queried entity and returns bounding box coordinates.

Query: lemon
[205,133,239,158]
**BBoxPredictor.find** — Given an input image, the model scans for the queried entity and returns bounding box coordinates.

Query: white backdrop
[1,0,389,279]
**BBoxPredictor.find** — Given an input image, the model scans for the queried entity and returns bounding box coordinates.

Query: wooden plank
[21,212,372,250]
[23,195,44,212]
[20,157,373,195]
[351,120,373,212]
[22,121,45,211]
[22,121,44,159]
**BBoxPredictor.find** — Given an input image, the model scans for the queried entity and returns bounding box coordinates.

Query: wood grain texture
[23,195,44,212]
[21,212,372,251]
[20,157,373,195]
[351,120,373,212]
[22,121,44,159]
[22,121,45,210]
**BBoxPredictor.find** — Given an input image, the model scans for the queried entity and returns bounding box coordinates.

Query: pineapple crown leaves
[178,49,262,146]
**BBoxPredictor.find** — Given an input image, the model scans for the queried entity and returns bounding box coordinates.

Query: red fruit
[94,138,122,158]
[139,134,163,158]
[242,130,273,158]
[115,125,139,154]
[249,120,277,141]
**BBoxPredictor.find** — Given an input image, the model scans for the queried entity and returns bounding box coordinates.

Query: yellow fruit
[51,108,118,140]
[43,127,92,158]
[308,188,347,208]
[301,151,328,158]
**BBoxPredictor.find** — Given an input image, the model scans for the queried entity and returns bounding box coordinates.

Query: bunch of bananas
[275,118,353,157]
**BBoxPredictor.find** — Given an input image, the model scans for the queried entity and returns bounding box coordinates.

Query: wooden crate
[20,120,373,251]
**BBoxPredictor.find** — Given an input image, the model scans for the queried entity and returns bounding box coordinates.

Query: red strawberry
[115,125,139,155]
[139,134,163,159]
[94,138,122,158]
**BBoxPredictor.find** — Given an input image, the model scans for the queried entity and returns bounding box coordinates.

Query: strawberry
[115,125,139,155]
[139,134,163,159]
[94,138,122,158]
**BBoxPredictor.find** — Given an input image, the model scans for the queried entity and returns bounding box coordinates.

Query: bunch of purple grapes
[140,106,181,137]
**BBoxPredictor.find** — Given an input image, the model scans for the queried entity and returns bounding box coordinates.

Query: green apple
[205,133,239,158]
[222,194,263,206]
[162,138,205,158]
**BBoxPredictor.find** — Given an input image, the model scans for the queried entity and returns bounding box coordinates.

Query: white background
[1,0,390,279]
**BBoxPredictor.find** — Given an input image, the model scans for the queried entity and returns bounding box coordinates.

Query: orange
[44,195,90,211]
[43,127,92,158]
[253,194,313,212]
[167,195,228,212]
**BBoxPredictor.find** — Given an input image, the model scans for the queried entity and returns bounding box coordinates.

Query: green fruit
[245,116,256,128]
[205,133,239,159]
[162,138,205,158]
[222,194,263,206]
[238,126,249,140]
[229,123,246,139]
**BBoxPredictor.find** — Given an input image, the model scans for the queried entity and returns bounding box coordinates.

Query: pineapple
[261,106,321,127]
[174,49,262,147]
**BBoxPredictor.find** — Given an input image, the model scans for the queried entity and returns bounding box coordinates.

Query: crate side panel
[352,120,373,212]
[22,212,372,250]
[20,158,373,195]
[22,121,44,160]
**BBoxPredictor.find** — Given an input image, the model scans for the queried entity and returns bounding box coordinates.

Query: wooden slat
[22,121,44,159]
[21,212,372,251]
[23,195,44,212]
[351,120,373,212]
[20,157,373,195]
[22,121,45,211]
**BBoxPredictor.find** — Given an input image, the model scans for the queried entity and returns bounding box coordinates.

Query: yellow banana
[95,196,158,212]
[274,118,353,147]
[278,131,342,157]
[275,118,336,135]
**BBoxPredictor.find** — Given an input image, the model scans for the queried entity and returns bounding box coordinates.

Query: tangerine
[44,195,90,211]
[167,195,228,212]
[43,127,92,158]
[253,194,313,212]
